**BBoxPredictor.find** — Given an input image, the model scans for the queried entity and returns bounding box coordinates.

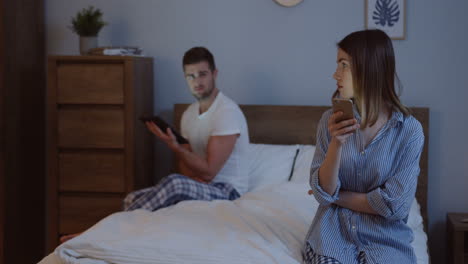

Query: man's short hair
[182,47,216,72]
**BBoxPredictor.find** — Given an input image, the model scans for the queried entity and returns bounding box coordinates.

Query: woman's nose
[333,71,340,80]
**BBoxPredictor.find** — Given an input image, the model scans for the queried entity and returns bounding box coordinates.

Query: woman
[304,29,424,264]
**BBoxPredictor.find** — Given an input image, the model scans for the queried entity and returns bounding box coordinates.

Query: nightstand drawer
[59,151,125,192]
[59,195,123,234]
[58,108,124,148]
[57,63,124,104]
[447,212,468,264]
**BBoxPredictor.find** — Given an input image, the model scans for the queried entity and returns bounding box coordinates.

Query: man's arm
[145,121,238,183]
[175,134,238,182]
[176,144,197,179]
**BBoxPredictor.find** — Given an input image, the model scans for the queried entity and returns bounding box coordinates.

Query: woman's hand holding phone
[329,98,360,145]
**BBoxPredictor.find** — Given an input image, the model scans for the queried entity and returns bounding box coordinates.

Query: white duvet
[39,182,428,264]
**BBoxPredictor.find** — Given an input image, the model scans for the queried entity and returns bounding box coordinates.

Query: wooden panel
[57,63,124,104]
[131,59,154,190]
[1,0,45,262]
[0,1,4,261]
[59,151,125,192]
[46,56,59,253]
[410,107,430,232]
[59,195,123,234]
[124,60,136,192]
[58,107,124,148]
[175,104,328,145]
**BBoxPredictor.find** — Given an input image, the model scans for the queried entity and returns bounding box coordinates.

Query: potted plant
[69,6,108,55]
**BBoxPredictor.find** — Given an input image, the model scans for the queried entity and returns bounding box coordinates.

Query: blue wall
[46,1,468,263]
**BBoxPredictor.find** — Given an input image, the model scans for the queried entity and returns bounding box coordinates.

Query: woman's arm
[318,112,359,195]
[334,191,378,215]
[336,124,424,219]
[317,139,342,194]
[366,133,424,220]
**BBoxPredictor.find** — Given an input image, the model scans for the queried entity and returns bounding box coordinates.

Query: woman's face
[333,48,354,99]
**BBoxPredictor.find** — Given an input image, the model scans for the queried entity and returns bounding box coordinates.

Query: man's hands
[144,120,239,184]
[328,112,360,145]
[145,121,181,151]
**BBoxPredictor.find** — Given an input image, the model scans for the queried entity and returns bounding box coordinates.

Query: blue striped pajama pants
[123,173,241,212]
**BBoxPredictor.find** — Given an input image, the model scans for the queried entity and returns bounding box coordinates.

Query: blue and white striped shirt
[305,108,425,264]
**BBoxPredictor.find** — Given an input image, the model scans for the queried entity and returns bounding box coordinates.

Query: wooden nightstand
[46,56,154,252]
[447,213,468,264]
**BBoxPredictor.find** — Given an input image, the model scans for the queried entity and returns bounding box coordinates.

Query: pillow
[289,145,316,183]
[247,143,299,191]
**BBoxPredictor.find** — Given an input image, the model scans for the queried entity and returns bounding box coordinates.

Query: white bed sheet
[39,182,428,264]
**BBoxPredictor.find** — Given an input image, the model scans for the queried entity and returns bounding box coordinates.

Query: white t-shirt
[180,92,249,194]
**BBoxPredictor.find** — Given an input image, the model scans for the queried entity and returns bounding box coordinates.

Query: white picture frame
[365,0,405,40]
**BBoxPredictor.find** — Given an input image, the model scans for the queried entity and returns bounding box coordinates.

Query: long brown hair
[336,29,409,127]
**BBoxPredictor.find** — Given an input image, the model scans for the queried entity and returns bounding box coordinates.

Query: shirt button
[352,226,356,230]
[360,151,365,155]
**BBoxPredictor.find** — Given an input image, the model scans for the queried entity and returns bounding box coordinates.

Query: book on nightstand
[88,46,144,56]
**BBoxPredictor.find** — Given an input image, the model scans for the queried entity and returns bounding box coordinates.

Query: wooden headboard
[174,104,429,231]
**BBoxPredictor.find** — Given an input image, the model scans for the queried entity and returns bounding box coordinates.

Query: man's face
[184,61,218,101]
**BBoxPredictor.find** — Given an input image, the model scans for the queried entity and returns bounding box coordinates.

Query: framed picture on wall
[365,0,405,40]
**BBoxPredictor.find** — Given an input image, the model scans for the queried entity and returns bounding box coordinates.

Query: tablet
[139,116,189,144]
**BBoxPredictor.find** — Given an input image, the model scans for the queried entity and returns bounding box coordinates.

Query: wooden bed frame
[174,104,429,232]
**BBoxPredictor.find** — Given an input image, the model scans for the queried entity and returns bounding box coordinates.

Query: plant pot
[79,36,98,55]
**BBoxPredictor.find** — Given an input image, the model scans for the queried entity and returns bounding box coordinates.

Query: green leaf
[69,6,108,36]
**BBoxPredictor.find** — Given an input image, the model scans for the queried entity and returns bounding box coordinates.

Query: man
[60,47,249,243]
[123,46,249,211]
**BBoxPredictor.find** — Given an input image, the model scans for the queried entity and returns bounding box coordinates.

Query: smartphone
[332,98,354,123]
[139,116,189,144]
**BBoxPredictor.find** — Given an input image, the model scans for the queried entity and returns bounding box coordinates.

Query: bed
[39,104,430,264]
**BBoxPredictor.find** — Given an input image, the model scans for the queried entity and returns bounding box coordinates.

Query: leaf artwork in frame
[365,0,405,40]
[373,0,400,27]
